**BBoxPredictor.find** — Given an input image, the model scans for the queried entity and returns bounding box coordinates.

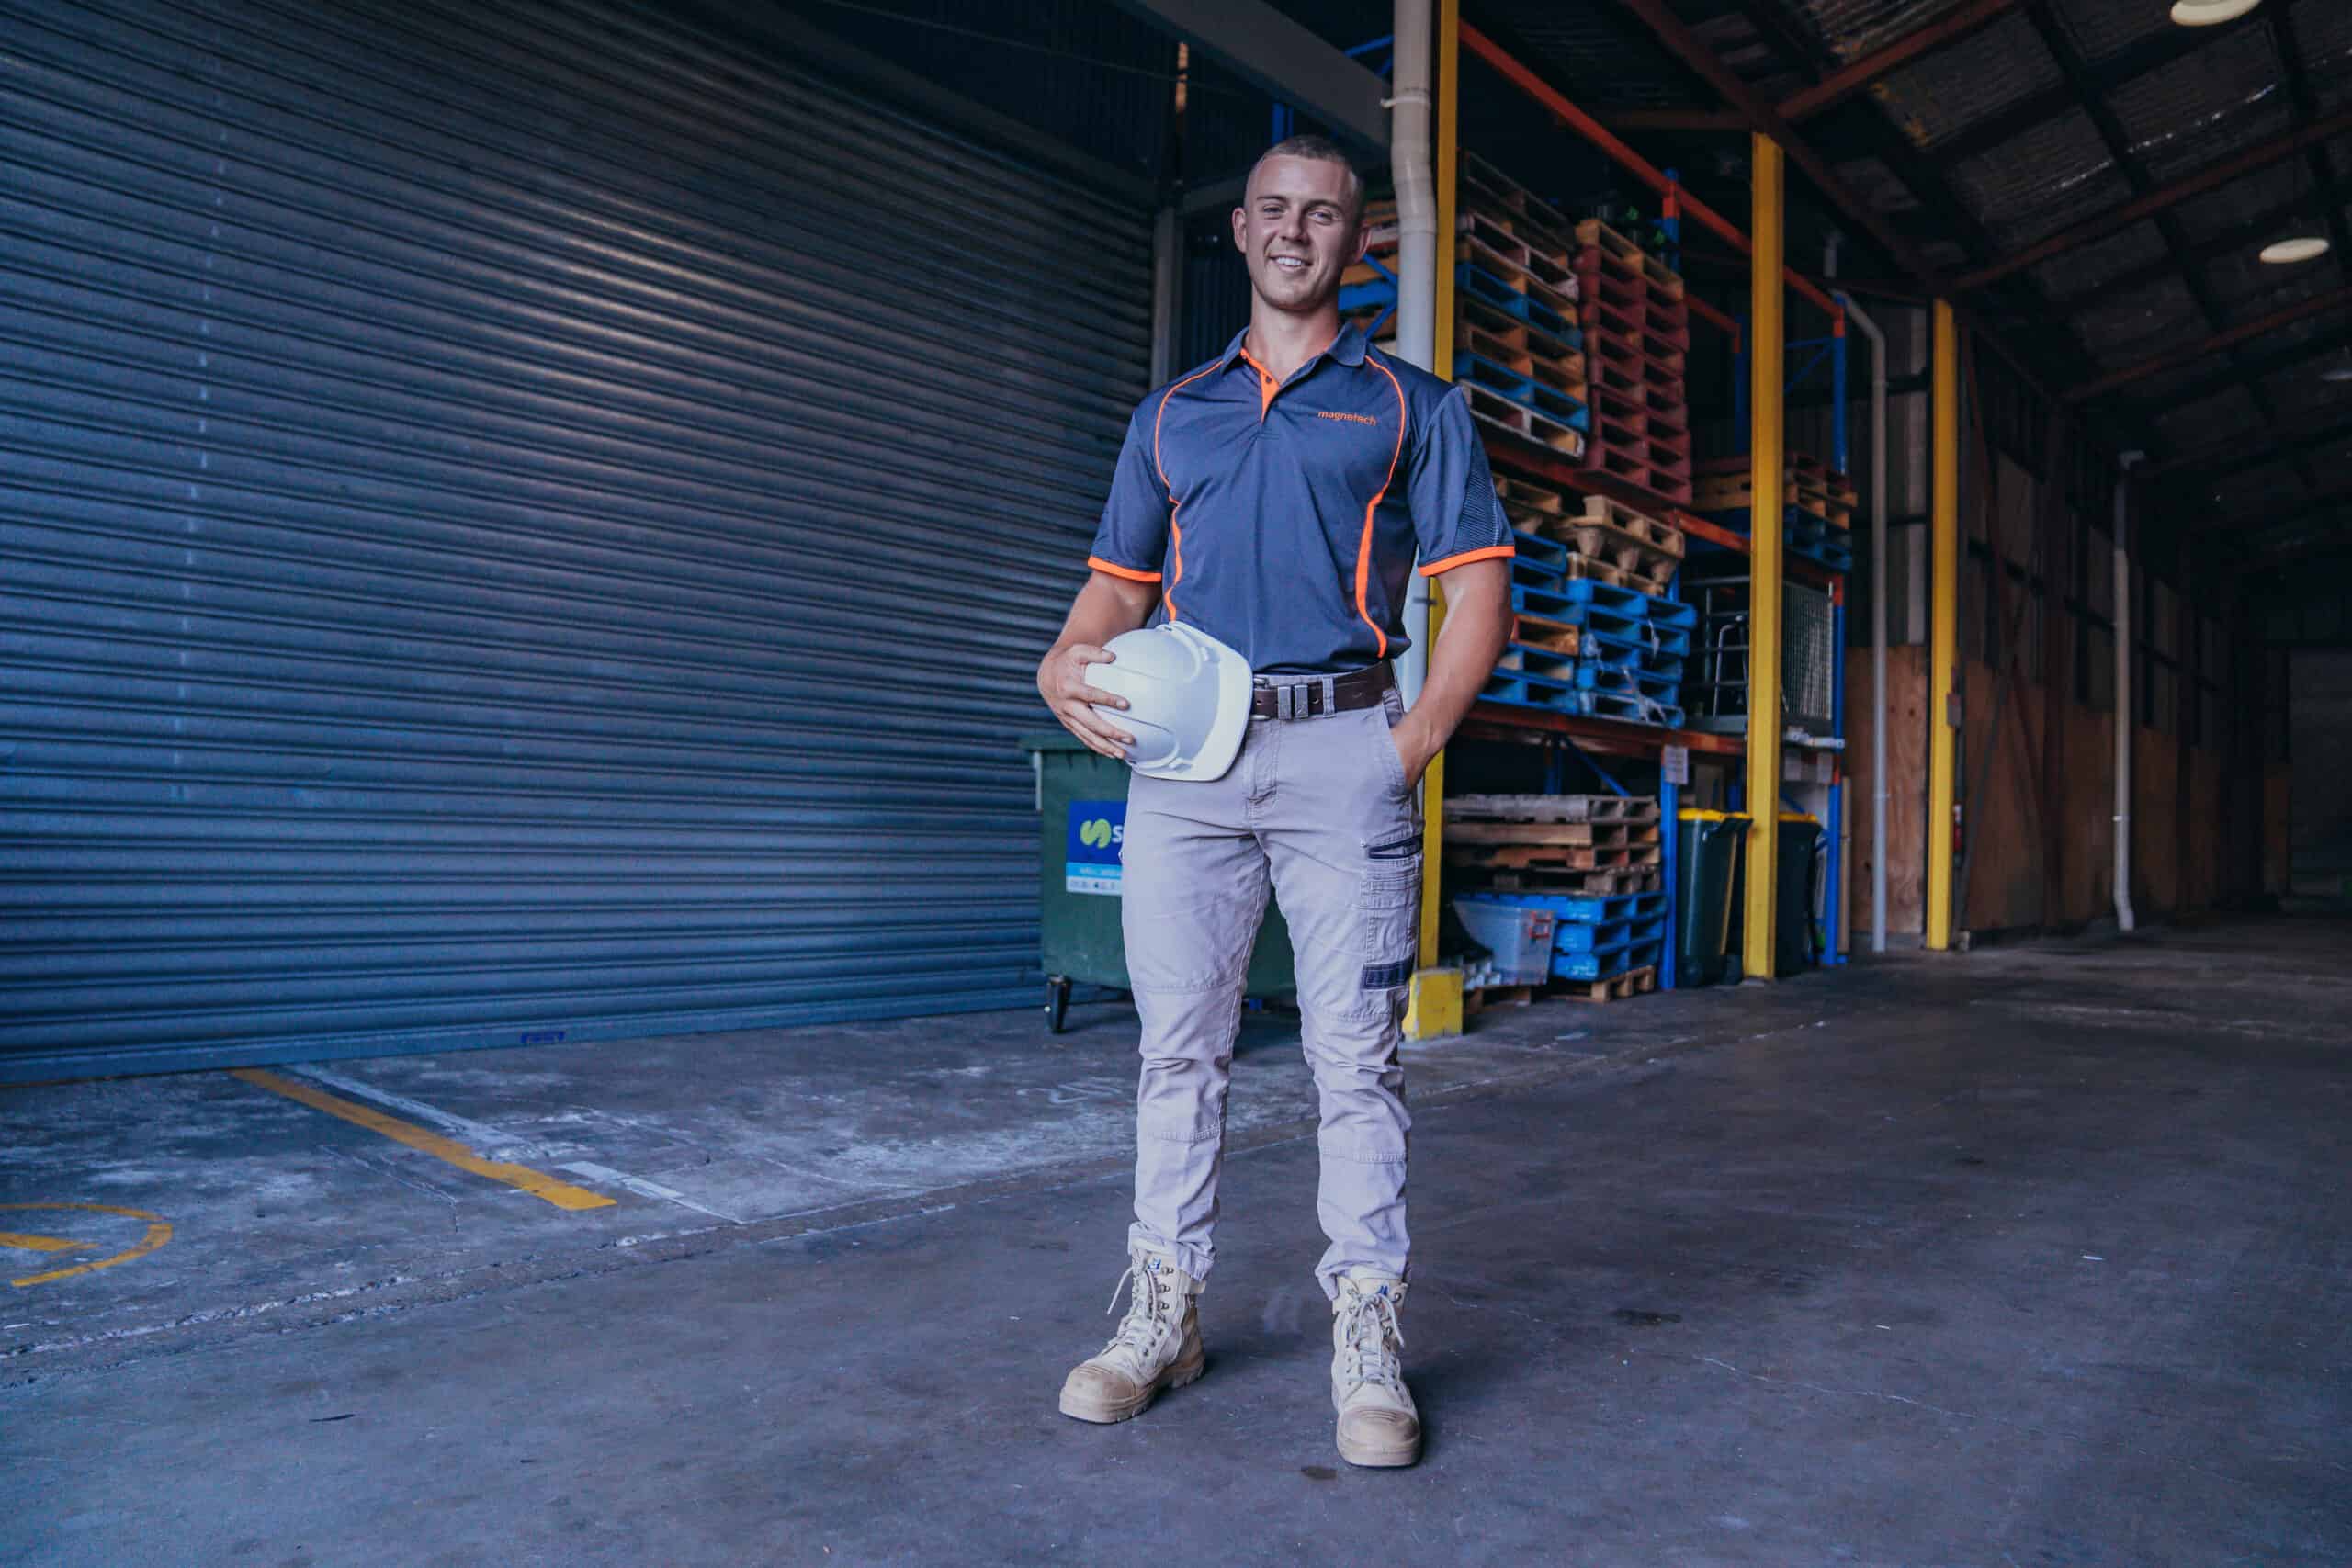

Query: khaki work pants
[1122,683,1419,1299]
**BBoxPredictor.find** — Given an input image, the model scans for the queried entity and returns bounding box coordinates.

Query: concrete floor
[5,918,2348,1565]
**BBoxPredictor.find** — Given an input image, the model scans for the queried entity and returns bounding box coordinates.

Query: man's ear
[1231,207,1248,252]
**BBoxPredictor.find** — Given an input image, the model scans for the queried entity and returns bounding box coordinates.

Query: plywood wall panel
[1845,646,1930,939]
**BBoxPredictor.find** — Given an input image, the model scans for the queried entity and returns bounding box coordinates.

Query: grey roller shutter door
[1,0,1152,1081]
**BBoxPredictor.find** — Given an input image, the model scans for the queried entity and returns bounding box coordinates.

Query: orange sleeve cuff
[1088,556,1163,583]
[1419,544,1516,577]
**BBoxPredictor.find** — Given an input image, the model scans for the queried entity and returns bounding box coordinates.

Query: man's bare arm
[1037,571,1163,761]
[1387,558,1510,786]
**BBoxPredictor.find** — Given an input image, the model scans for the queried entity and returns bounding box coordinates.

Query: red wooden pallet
[1570,258,1691,322]
[1588,378,1690,438]
[1581,429,1692,504]
[1581,293,1692,357]
[1581,316,1688,382]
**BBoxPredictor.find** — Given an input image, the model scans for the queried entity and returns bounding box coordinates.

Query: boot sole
[1336,1430,1421,1468]
[1058,1346,1206,1425]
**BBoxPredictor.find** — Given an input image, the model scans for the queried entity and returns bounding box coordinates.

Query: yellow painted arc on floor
[0,1230,94,1253]
[0,1202,173,1289]
[232,1068,616,1212]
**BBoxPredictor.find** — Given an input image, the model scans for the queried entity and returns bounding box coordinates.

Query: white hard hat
[1089,623,1253,783]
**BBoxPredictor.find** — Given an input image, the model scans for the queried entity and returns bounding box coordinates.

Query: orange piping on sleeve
[1418,544,1516,577]
[1356,360,1410,659]
[1088,557,1162,583]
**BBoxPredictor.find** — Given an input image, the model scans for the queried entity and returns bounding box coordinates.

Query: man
[1035,136,1513,1469]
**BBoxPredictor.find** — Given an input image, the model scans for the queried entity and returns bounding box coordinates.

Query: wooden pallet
[1553,524,1679,592]
[1583,427,1693,502]
[1472,866,1666,895]
[1589,378,1690,438]
[1574,220,1685,298]
[1510,613,1582,655]
[1557,965,1660,1004]
[1563,494,1686,555]
[1583,318,1689,382]
[1464,983,1537,1016]
[1467,383,1586,457]
[1449,793,1661,825]
[1444,840,1664,872]
[1582,291,1692,356]
[1493,472,1565,516]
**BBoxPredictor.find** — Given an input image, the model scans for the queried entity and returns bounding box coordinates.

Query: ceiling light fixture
[2170,0,2263,25]
[2259,235,2332,265]
[2322,362,2352,384]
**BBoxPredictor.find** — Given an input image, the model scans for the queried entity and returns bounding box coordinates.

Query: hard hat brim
[1128,624,1252,783]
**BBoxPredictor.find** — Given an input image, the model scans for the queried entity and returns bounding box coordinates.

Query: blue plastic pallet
[1467,890,1667,924]
[1457,264,1577,339]
[1457,352,1592,432]
[1551,939,1667,984]
[1579,619,1695,660]
[1510,529,1569,571]
[1479,671,1579,711]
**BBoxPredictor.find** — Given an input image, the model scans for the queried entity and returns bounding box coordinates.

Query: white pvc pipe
[1390,0,1436,707]
[2113,451,2143,931]
[1840,292,1890,953]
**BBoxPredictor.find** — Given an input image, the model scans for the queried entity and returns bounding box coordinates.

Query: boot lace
[1337,1285,1406,1393]
[1099,1259,1175,1364]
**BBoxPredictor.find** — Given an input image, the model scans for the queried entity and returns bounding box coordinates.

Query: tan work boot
[1331,1270,1420,1467]
[1058,1247,1205,1424]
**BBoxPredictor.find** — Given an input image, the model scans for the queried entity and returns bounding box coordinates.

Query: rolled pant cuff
[1126,1224,1215,1285]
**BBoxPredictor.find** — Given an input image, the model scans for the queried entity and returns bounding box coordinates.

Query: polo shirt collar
[1215,320,1371,375]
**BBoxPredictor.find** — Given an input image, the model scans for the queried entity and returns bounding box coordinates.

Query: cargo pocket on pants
[1356,852,1422,1001]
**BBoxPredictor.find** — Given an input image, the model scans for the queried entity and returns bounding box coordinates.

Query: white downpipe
[2113,451,2144,931]
[1839,292,1891,953]
[1390,0,1436,706]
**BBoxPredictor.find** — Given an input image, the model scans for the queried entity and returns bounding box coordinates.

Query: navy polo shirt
[1087,321,1514,676]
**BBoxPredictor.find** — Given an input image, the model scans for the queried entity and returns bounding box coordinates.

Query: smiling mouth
[1270,255,1309,274]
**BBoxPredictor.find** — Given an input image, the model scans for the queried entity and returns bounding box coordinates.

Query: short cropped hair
[1247,134,1366,224]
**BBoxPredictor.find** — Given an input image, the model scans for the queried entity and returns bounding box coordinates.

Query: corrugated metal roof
[2046,0,2173,67]
[1871,12,2063,150]
[1951,110,2122,249]
[2109,30,2290,184]
[2211,464,2309,519]
[2029,220,2170,300]
[2075,274,2200,366]
[2155,386,2260,449]
[1786,0,1974,62]
[2168,161,2305,244]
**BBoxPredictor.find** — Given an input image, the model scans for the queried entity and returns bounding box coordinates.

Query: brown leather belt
[1250,664,1394,721]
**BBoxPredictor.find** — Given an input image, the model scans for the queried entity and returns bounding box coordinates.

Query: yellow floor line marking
[0,1231,93,1254]
[1,1203,173,1289]
[232,1068,616,1212]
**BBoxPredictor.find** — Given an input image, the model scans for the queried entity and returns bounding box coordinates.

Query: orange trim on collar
[1088,556,1163,583]
[1418,544,1516,577]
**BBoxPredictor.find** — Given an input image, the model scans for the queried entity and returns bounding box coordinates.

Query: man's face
[1231,154,1366,315]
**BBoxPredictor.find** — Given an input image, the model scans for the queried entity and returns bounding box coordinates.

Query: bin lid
[1778,811,1821,824]
[1677,808,1751,822]
[1019,730,1098,754]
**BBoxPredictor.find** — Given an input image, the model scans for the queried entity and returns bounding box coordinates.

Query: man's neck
[1243,306,1342,385]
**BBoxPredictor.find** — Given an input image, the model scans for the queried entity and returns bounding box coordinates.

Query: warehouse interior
[4,0,2348,1562]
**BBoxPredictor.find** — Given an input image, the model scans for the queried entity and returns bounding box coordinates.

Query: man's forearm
[1401,561,1510,753]
[1050,571,1160,656]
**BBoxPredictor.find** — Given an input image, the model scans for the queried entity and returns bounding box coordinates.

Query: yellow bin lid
[1677,808,1750,822]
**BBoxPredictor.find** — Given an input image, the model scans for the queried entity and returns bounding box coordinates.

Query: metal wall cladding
[0,0,1153,1079]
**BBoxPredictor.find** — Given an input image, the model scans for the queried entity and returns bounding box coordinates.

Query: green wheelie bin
[1020,733,1295,1033]
[1674,809,1748,987]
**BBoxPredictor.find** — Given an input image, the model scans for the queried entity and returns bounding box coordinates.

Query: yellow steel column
[1405,0,1463,1040]
[1926,300,1962,950]
[1740,135,1785,983]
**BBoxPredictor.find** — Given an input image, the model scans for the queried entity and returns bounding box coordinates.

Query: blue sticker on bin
[1065,800,1126,897]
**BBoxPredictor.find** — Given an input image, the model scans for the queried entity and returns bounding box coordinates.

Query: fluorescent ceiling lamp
[2259,235,2331,265]
[2322,364,2352,383]
[2170,0,2263,23]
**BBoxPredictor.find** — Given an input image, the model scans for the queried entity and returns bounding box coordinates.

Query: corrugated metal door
[1,0,1152,1081]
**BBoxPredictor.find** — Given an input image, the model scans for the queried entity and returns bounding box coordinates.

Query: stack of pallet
[1690,452,1856,572]
[1483,566,1695,728]
[1446,794,1667,1002]
[1494,473,1684,592]
[1572,220,1693,505]
[1346,154,1589,457]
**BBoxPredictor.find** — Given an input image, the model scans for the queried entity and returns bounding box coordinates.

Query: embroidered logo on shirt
[1317,410,1379,425]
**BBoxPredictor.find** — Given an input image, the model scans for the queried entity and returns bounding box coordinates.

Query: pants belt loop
[1319,675,1338,717]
